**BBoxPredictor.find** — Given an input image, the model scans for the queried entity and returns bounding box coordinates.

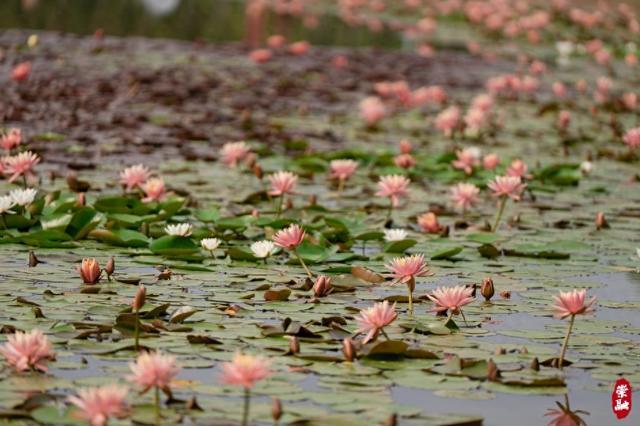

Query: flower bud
[78,258,101,284]
[252,163,263,180]
[342,338,356,362]
[530,357,540,371]
[312,275,333,297]
[28,250,39,267]
[271,397,282,422]
[105,257,115,279]
[595,212,609,230]
[487,358,500,382]
[480,277,495,301]
[385,413,397,426]
[133,285,146,312]
[289,336,300,354]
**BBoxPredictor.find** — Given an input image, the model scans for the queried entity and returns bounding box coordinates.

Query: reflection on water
[0,0,401,47]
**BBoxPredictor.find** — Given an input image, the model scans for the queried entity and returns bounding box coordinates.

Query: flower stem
[337,177,345,195]
[22,175,27,189]
[293,249,313,279]
[134,310,140,351]
[492,196,507,232]
[381,328,390,340]
[154,386,160,426]
[407,285,413,316]
[387,199,393,221]
[558,314,575,370]
[242,387,251,426]
[0,214,6,230]
[276,195,284,218]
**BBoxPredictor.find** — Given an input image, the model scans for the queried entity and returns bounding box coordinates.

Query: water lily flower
[506,159,528,179]
[417,211,442,234]
[622,92,637,110]
[383,228,408,242]
[220,141,251,167]
[249,48,272,63]
[393,153,416,169]
[273,224,312,278]
[435,106,461,137]
[355,301,398,344]
[79,258,102,284]
[288,40,310,55]
[128,351,180,394]
[312,275,333,297]
[545,397,589,426]
[552,289,596,369]
[488,175,527,232]
[464,107,487,133]
[552,81,567,99]
[452,147,480,175]
[480,277,495,301]
[165,223,192,237]
[251,240,276,260]
[67,385,129,426]
[141,178,166,202]
[267,34,286,48]
[0,128,22,152]
[119,164,150,191]
[220,353,271,426]
[4,151,39,184]
[376,175,410,216]
[0,329,55,372]
[482,153,500,170]
[623,127,640,150]
[0,195,16,216]
[201,238,221,253]
[132,285,146,350]
[428,285,475,323]
[329,159,358,190]
[9,188,37,206]
[449,182,480,212]
[268,171,297,217]
[359,96,386,126]
[471,93,493,112]
[11,61,31,81]
[558,110,571,131]
[385,254,429,314]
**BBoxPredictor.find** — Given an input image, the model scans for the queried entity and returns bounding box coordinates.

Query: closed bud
[285,198,293,210]
[480,277,495,301]
[76,192,86,207]
[595,212,609,230]
[487,358,500,382]
[133,285,146,311]
[289,336,300,354]
[312,275,333,297]
[308,195,317,206]
[384,413,397,426]
[271,397,282,422]
[105,257,115,279]
[252,164,263,179]
[28,250,39,267]
[500,290,511,299]
[342,338,356,362]
[530,357,540,371]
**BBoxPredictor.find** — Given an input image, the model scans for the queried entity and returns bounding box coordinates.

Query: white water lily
[384,228,408,242]
[10,188,37,206]
[556,41,574,63]
[580,161,593,175]
[201,238,221,251]
[165,223,192,237]
[0,195,16,215]
[251,240,276,258]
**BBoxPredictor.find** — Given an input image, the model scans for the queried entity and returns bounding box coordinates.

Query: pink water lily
[355,301,398,344]
[4,151,40,184]
[0,329,55,372]
[376,174,410,210]
[68,385,129,426]
[386,254,429,315]
[119,164,150,191]
[450,182,480,212]
[552,289,597,369]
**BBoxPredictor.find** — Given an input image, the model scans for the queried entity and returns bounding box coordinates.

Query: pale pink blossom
[273,224,305,250]
[11,62,31,82]
[488,175,527,200]
[521,76,539,94]
[471,94,493,112]
[220,353,271,389]
[506,159,528,178]
[141,178,166,202]
[385,254,429,284]
[450,183,480,211]
[288,41,310,55]
[330,159,358,182]
[376,175,410,207]
[267,35,286,48]
[68,385,129,426]
[428,285,475,314]
[417,212,442,233]
[0,329,54,372]
[464,108,487,131]
[220,141,251,167]
[551,289,596,319]
[79,258,102,284]
[452,147,480,175]
[128,351,181,393]
[435,106,461,137]
[622,92,637,110]
[331,55,349,68]
[558,110,571,130]
[249,49,272,63]
[0,128,22,152]
[552,81,567,99]
[394,154,416,169]
[268,171,298,196]
[411,85,447,106]
[483,153,500,170]
[359,97,386,125]
[529,60,547,75]
[4,151,39,183]
[356,301,398,344]
[399,139,412,154]
[623,128,640,149]
[119,164,150,191]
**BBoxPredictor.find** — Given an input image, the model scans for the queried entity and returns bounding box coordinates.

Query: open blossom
[10,188,37,206]
[383,228,408,242]
[488,175,526,200]
[68,385,129,426]
[552,289,596,319]
[165,223,192,237]
[79,258,101,284]
[0,329,55,372]
[464,108,487,131]
[128,351,181,394]
[471,94,493,112]
[623,127,640,149]
[552,81,567,98]
[435,106,461,136]
[220,141,251,167]
[417,212,442,233]
[288,41,310,55]
[385,254,429,284]
[411,85,447,106]
[376,175,410,207]
[249,49,272,63]
[622,92,637,110]
[0,195,15,215]
[452,147,480,175]
[399,139,412,154]
[428,285,475,314]
[201,238,221,251]
[4,151,40,183]
[483,153,500,170]
[268,171,298,196]
[356,301,398,344]
[251,240,276,258]
[141,178,166,202]
[11,61,31,81]
[221,353,271,389]
[394,153,416,169]
[330,159,358,181]
[119,164,150,191]
[0,128,22,151]
[273,224,305,250]
[450,183,480,211]
[506,159,528,178]
[558,110,571,130]
[359,96,386,125]
[267,35,286,48]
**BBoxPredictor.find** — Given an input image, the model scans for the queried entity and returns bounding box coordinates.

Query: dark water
[0,0,401,47]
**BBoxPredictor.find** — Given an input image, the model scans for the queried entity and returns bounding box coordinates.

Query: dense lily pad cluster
[0,0,640,425]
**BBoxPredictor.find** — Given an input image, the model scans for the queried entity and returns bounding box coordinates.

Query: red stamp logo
[612,378,632,420]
